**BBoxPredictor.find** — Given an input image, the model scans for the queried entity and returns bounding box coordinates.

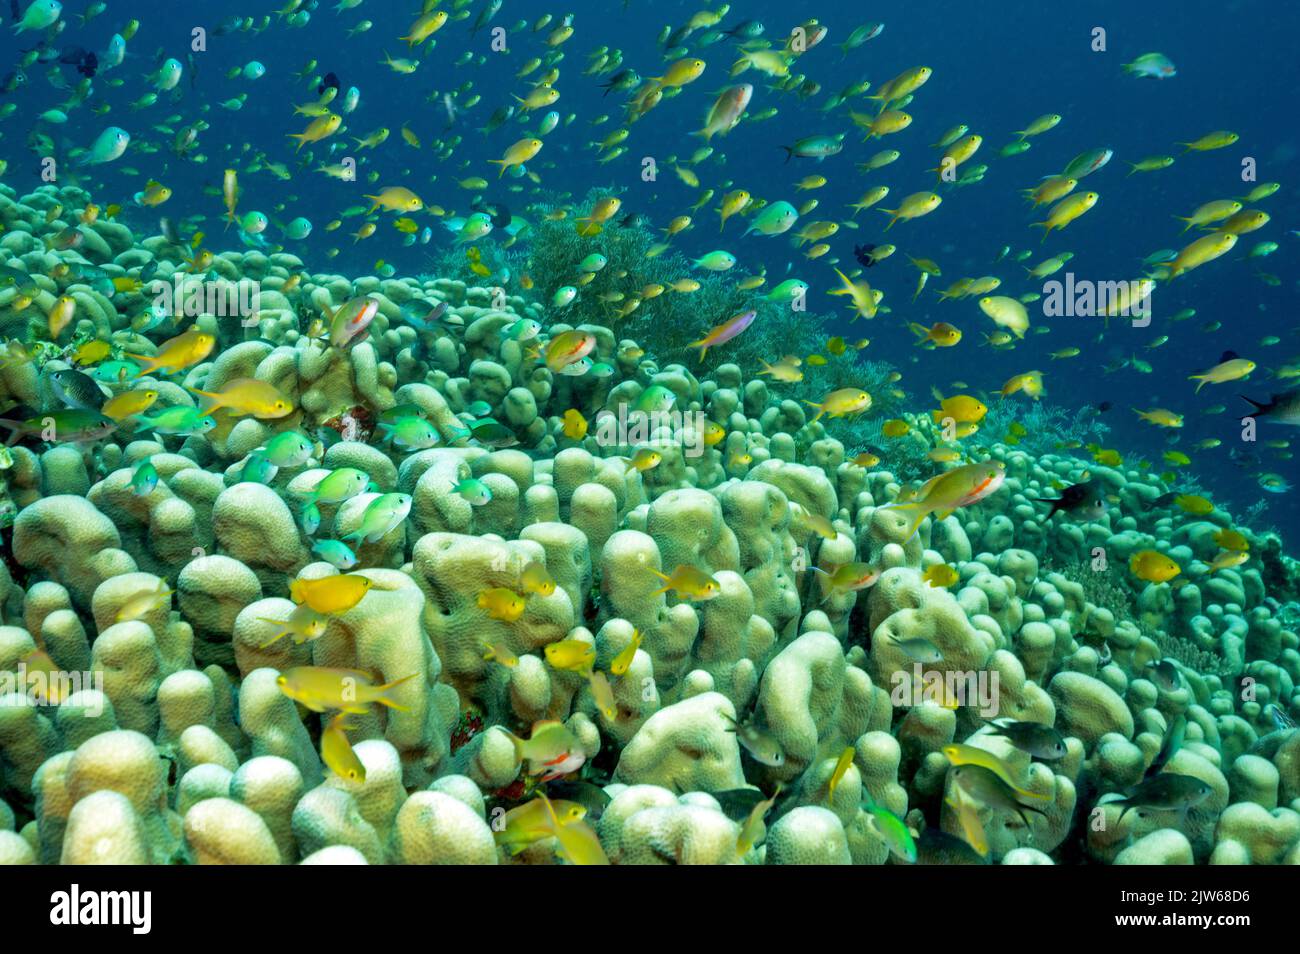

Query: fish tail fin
[186,388,222,418]
[908,322,930,341]
[1239,394,1268,417]
[779,145,793,163]
[884,502,929,541]
[374,672,418,711]
[256,623,290,649]
[1114,800,1134,825]
[123,353,157,372]
[0,418,22,446]
[801,399,826,422]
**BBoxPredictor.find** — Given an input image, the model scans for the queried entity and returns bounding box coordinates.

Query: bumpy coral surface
[1,182,1298,867]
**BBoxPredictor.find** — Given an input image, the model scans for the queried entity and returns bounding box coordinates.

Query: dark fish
[710,787,769,820]
[398,299,447,330]
[472,199,511,230]
[721,19,766,40]
[1109,773,1212,824]
[544,779,610,820]
[469,0,502,37]
[1146,657,1181,692]
[950,765,1049,829]
[58,46,97,78]
[1241,389,1300,426]
[1248,728,1297,760]
[854,244,879,268]
[1096,401,1112,412]
[598,69,639,96]
[0,408,117,446]
[48,368,109,411]
[468,418,519,449]
[1033,477,1104,520]
[159,217,181,245]
[317,71,340,96]
[1265,703,1297,731]
[1145,713,1185,779]
[984,720,1067,760]
[916,828,987,865]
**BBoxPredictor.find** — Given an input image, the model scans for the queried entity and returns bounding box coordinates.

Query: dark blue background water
[2,0,1296,538]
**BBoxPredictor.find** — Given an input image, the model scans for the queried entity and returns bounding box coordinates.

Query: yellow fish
[321,713,366,783]
[588,669,617,719]
[478,587,525,621]
[115,581,173,623]
[543,638,596,674]
[481,640,519,668]
[923,564,959,588]
[520,561,556,597]
[126,327,215,375]
[276,666,415,713]
[827,746,855,803]
[942,743,1048,800]
[494,797,588,855]
[257,605,329,648]
[650,564,721,601]
[1174,494,1213,515]
[290,574,374,614]
[490,138,543,177]
[1213,528,1249,552]
[1208,550,1248,572]
[70,339,112,366]
[803,387,872,422]
[537,795,609,865]
[101,388,159,421]
[932,395,987,424]
[561,408,588,440]
[625,448,662,472]
[188,378,294,419]
[609,629,642,676]
[1129,550,1181,583]
[1134,407,1184,428]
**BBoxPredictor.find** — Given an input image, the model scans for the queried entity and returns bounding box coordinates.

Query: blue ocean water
[1,0,1296,534]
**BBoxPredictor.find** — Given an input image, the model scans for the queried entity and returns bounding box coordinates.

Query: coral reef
[1,182,1298,867]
